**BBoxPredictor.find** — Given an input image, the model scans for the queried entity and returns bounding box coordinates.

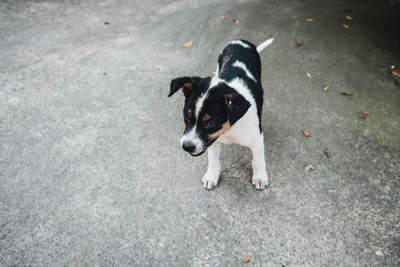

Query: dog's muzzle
[182,141,205,156]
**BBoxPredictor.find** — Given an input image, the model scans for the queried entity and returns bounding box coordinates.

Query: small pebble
[304,165,314,172]
[375,250,383,256]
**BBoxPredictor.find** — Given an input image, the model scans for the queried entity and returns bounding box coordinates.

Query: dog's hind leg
[201,142,221,190]
[249,133,269,190]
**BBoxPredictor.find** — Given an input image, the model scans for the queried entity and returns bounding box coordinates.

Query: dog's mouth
[189,151,205,157]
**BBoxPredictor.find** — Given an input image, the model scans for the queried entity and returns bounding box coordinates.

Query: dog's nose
[182,141,196,153]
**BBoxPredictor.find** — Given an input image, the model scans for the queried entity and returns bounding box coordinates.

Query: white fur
[256,38,274,53]
[201,142,221,189]
[195,77,224,118]
[249,134,269,189]
[217,78,261,147]
[202,78,269,190]
[194,92,208,119]
[227,78,257,111]
[209,76,224,88]
[220,40,251,54]
[180,126,204,155]
[228,40,251,48]
[232,60,257,83]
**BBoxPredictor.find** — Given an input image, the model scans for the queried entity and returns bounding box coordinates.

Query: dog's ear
[168,76,200,97]
[209,84,251,125]
[212,85,250,125]
[224,91,251,125]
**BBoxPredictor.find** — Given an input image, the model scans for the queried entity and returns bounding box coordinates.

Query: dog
[168,38,274,190]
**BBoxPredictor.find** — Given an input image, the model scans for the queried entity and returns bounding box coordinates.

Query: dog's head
[168,76,250,156]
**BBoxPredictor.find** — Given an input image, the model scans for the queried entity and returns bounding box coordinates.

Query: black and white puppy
[168,38,274,190]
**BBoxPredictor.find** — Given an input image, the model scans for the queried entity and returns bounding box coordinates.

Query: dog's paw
[201,171,219,190]
[252,172,269,190]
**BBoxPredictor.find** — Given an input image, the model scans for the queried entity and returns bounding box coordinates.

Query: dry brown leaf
[342,92,352,95]
[296,41,303,47]
[345,15,353,20]
[104,22,110,25]
[392,71,400,77]
[220,16,226,19]
[211,71,217,76]
[182,41,193,48]
[323,148,330,158]
[138,116,148,121]
[362,111,368,120]
[302,130,311,137]
[305,18,314,22]
[233,19,240,24]
[244,256,252,263]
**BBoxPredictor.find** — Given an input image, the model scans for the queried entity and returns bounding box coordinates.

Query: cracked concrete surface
[1,0,399,266]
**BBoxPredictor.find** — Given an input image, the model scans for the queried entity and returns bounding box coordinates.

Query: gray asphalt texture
[1,0,400,266]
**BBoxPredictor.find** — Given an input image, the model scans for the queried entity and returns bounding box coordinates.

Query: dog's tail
[256,38,274,53]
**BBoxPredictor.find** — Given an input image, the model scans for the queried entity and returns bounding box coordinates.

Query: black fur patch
[206,83,251,125]
[217,40,264,131]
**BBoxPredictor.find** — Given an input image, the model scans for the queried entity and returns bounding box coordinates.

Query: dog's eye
[184,109,193,123]
[205,120,217,129]
[184,113,190,122]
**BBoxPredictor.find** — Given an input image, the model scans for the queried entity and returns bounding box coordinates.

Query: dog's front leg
[249,133,269,190]
[201,142,221,190]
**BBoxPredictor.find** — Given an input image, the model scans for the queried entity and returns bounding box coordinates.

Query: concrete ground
[1,0,400,266]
